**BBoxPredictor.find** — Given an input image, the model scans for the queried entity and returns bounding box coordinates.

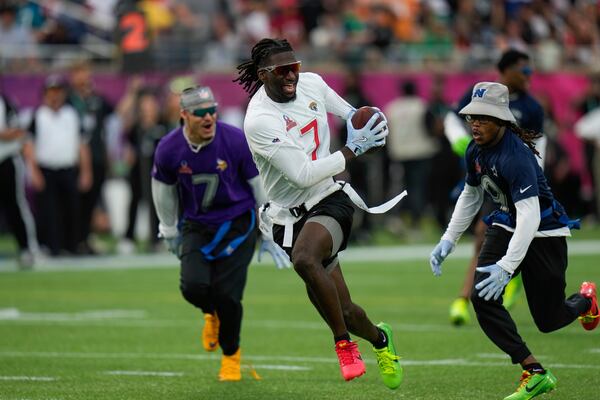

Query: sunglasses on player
[258,61,302,77]
[465,114,497,124]
[190,105,217,118]
[520,66,532,76]
[512,65,532,76]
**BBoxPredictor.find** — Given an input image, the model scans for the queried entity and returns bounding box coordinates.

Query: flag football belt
[261,181,407,248]
[483,199,580,230]
[200,209,256,260]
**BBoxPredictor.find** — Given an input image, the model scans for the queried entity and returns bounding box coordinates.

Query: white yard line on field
[0,309,146,321]
[1,313,594,336]
[589,348,600,353]
[105,370,183,377]
[0,375,57,381]
[246,365,311,371]
[1,240,599,272]
[1,350,600,370]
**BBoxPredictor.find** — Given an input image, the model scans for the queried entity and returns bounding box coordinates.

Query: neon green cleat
[504,369,557,400]
[503,275,523,310]
[449,297,470,326]
[372,322,403,390]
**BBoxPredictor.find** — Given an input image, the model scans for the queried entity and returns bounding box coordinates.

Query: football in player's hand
[351,106,385,154]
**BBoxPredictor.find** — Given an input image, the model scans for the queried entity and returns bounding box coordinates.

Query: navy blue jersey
[457,87,544,133]
[465,129,568,231]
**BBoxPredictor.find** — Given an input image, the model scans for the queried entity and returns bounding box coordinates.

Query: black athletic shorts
[273,190,354,267]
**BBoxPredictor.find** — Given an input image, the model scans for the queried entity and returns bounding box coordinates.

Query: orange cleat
[202,312,220,352]
[335,340,366,381]
[218,348,241,381]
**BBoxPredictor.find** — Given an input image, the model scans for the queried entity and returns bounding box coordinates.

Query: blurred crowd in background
[1,0,600,263]
[0,0,600,72]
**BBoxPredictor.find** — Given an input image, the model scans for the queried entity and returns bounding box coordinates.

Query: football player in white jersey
[236,38,402,389]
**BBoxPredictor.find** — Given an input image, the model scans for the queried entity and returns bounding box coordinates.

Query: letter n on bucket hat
[459,82,516,123]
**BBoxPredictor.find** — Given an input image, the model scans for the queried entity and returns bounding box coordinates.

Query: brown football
[350,106,385,154]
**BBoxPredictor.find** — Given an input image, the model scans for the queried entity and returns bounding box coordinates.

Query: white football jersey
[244,72,354,209]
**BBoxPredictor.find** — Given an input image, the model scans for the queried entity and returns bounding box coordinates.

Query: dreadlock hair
[234,38,294,97]
[505,121,542,158]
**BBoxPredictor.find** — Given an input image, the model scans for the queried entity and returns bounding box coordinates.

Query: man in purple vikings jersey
[430,82,598,400]
[151,86,290,382]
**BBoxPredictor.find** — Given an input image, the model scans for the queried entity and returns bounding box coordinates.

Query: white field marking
[251,320,478,333]
[2,240,600,272]
[0,375,57,381]
[476,353,551,361]
[0,308,19,319]
[105,370,183,377]
[0,309,146,321]
[590,349,600,353]
[2,351,600,370]
[0,316,595,336]
[476,353,511,360]
[244,365,311,371]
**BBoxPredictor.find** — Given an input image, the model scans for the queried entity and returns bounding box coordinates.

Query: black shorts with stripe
[273,190,354,267]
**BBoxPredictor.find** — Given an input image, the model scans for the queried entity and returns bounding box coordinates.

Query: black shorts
[273,190,354,268]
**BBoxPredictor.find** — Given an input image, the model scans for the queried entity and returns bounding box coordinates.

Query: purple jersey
[152,121,259,227]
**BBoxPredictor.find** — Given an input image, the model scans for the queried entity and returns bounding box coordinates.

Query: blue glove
[164,235,182,259]
[258,236,291,269]
[475,264,512,301]
[345,110,388,156]
[429,239,454,276]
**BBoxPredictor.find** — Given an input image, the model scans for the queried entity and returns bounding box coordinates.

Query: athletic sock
[372,327,388,349]
[334,333,351,344]
[523,363,545,374]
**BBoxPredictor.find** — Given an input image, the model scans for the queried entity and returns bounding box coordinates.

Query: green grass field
[0,250,598,400]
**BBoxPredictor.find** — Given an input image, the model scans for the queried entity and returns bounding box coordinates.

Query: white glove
[258,205,273,239]
[371,106,388,124]
[162,233,182,259]
[258,235,291,269]
[429,239,455,277]
[345,110,388,156]
[475,264,512,301]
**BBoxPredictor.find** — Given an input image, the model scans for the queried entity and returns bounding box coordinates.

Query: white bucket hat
[459,82,516,123]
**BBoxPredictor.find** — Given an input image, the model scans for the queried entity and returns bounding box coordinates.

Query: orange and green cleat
[579,281,599,331]
[504,369,557,400]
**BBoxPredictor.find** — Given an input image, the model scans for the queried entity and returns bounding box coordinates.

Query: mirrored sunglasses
[191,106,217,117]
[465,114,496,124]
[259,61,301,77]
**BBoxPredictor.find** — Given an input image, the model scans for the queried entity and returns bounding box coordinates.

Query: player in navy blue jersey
[445,49,546,325]
[430,82,598,400]
[151,86,290,382]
